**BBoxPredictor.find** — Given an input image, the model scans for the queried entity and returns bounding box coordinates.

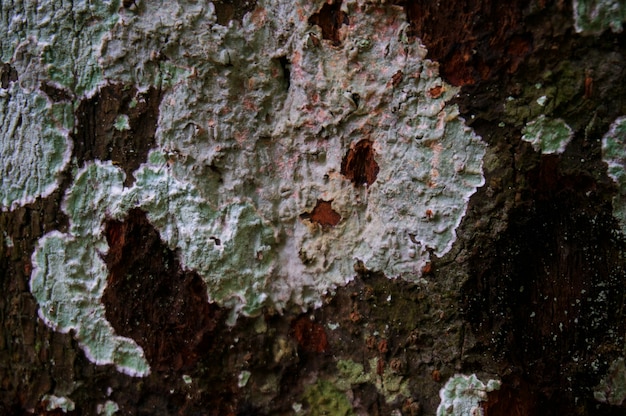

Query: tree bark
[1,0,626,415]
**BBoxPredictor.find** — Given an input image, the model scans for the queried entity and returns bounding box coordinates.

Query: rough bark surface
[1,1,626,415]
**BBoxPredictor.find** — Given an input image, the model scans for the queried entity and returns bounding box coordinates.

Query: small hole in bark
[276,55,291,91]
[341,139,379,187]
[428,85,443,98]
[291,315,328,353]
[308,0,349,46]
[300,199,341,228]
[351,92,360,107]
[0,63,18,89]
[213,0,257,26]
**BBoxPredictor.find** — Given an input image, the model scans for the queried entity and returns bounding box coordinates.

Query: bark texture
[1,1,626,415]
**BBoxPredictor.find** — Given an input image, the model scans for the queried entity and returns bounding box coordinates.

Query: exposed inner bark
[0,63,18,89]
[300,200,341,228]
[102,208,223,372]
[402,0,532,86]
[308,0,349,47]
[291,315,328,353]
[212,0,258,26]
[340,139,379,187]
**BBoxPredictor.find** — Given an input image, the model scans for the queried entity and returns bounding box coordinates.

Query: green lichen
[113,114,130,131]
[31,163,150,376]
[42,394,76,412]
[368,357,410,403]
[27,0,488,375]
[124,152,277,321]
[31,153,277,372]
[601,116,626,235]
[573,0,626,35]
[1,0,120,211]
[336,359,370,389]
[149,0,485,311]
[1,0,120,96]
[238,370,251,388]
[97,400,120,415]
[437,374,500,416]
[521,115,573,154]
[303,380,355,416]
[0,86,72,210]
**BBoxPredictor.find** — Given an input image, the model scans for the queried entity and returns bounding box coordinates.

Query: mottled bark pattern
[1,1,626,415]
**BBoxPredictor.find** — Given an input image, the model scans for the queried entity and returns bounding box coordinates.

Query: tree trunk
[1,0,626,415]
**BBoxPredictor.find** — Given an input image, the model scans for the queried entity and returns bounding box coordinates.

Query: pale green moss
[437,374,500,416]
[335,358,409,404]
[503,62,582,127]
[303,380,355,416]
[521,115,573,154]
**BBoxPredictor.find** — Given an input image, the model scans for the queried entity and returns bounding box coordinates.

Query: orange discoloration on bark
[300,199,341,228]
[291,315,328,353]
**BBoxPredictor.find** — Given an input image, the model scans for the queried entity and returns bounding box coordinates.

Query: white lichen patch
[31,162,150,376]
[601,116,626,234]
[1,0,120,211]
[521,115,573,154]
[97,400,120,416]
[1,0,120,95]
[0,84,72,210]
[573,0,626,35]
[32,154,276,369]
[41,394,75,413]
[437,374,500,416]
[28,0,486,374]
[113,0,485,310]
[113,114,130,131]
[124,152,276,321]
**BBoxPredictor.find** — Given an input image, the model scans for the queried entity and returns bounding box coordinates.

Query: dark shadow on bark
[102,208,224,373]
[73,84,162,186]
